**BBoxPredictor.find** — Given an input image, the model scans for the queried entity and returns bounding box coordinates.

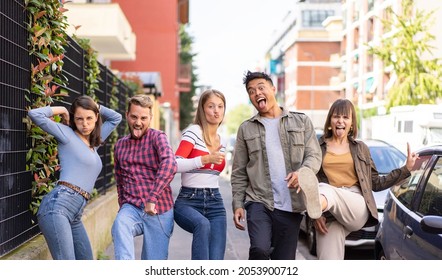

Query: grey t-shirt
[261,117,291,212]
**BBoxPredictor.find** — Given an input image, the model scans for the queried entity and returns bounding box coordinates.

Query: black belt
[181,186,218,192]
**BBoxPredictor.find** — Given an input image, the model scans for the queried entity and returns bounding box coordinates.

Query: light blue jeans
[111,203,174,260]
[174,187,227,260]
[37,185,92,260]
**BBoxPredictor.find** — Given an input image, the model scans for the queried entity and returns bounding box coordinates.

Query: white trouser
[315,183,370,260]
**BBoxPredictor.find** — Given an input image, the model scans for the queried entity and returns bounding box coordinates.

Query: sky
[187,0,295,111]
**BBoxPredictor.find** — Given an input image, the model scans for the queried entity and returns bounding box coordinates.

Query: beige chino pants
[315,183,370,260]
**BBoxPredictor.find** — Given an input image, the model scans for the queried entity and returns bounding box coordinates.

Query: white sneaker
[298,167,321,219]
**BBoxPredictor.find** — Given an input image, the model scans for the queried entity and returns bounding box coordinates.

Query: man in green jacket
[231,71,322,260]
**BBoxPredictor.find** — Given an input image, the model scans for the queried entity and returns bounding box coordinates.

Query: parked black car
[300,139,406,255]
[375,145,442,259]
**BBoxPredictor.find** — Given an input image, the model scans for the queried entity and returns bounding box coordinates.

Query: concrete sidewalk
[104,173,305,260]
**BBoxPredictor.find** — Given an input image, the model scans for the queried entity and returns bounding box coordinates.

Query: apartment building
[266,0,442,131]
[65,0,190,145]
[343,0,442,138]
[265,0,343,129]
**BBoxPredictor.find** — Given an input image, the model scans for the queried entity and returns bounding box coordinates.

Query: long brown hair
[194,89,226,147]
[323,99,358,139]
[69,95,103,147]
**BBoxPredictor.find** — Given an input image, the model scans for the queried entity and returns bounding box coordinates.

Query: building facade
[266,0,442,133]
[65,0,190,146]
[265,0,343,129]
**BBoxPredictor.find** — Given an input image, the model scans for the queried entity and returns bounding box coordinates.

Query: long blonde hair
[194,89,226,147]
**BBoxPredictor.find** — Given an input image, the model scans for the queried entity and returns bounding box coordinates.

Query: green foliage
[179,24,197,130]
[362,107,377,119]
[122,78,143,95]
[225,104,253,136]
[179,25,195,64]
[96,251,110,260]
[179,90,195,129]
[72,35,108,179]
[367,0,442,111]
[24,0,115,212]
[106,76,121,186]
[73,35,100,100]
[24,0,70,214]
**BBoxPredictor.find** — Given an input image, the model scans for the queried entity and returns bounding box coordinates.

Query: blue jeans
[174,187,227,260]
[37,185,92,260]
[111,203,174,260]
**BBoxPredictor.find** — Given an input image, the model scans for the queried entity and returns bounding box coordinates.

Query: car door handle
[403,226,414,239]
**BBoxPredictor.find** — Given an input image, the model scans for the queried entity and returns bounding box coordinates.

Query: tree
[225,104,253,136]
[368,0,442,110]
[179,24,198,130]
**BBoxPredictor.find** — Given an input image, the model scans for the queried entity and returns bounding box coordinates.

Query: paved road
[104,173,308,260]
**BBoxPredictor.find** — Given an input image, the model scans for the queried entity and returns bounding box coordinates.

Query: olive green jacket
[317,137,411,227]
[231,108,321,213]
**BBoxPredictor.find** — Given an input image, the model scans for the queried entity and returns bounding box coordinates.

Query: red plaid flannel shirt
[114,128,177,214]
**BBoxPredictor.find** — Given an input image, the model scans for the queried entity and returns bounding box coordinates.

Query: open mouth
[133,127,143,138]
[257,97,266,110]
[335,126,347,137]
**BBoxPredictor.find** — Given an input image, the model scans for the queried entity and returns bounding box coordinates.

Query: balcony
[329,74,344,87]
[64,3,136,61]
[178,63,191,93]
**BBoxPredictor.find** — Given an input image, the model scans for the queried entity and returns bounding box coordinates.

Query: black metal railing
[0,0,131,257]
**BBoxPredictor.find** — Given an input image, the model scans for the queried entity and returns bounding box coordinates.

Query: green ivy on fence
[24,0,70,215]
[23,0,120,214]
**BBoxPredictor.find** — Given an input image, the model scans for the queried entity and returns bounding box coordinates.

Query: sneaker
[298,167,322,219]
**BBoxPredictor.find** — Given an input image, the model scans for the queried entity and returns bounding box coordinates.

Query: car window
[392,155,431,208]
[369,146,405,174]
[418,157,442,216]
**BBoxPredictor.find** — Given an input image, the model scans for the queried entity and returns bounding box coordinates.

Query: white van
[367,104,442,153]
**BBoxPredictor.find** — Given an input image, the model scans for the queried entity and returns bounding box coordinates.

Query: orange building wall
[111,0,180,121]
[284,41,341,110]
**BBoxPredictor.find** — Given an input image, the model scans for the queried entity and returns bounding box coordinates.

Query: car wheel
[376,248,387,260]
[305,217,317,256]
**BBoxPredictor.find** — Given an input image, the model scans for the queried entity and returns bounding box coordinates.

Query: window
[404,120,413,133]
[393,156,431,208]
[429,128,442,144]
[369,146,405,174]
[302,10,335,28]
[418,157,442,216]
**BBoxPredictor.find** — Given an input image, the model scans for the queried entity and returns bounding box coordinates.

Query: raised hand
[405,142,419,171]
[51,106,70,125]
